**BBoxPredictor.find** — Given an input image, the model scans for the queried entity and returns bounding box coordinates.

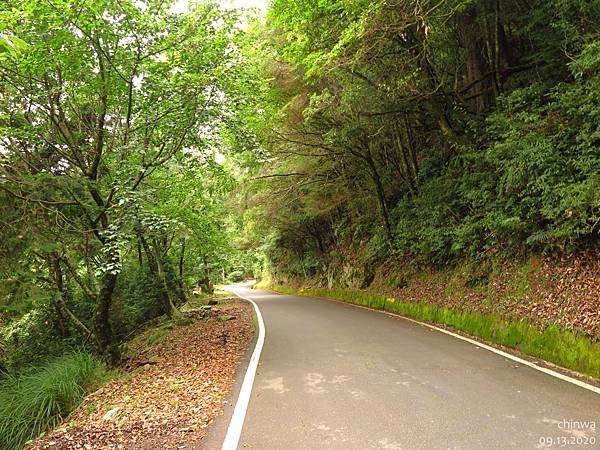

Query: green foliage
[268,285,600,378]
[246,0,600,277]
[0,304,76,373]
[227,270,245,283]
[454,74,600,255]
[112,265,164,339]
[0,0,262,365]
[0,34,26,57]
[1,3,599,444]
[0,352,107,450]
[0,3,263,442]
[386,69,600,262]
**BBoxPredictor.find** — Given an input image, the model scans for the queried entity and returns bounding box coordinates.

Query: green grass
[0,352,108,450]
[267,285,600,379]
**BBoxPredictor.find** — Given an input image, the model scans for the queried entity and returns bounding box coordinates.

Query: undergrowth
[0,352,107,450]
[266,285,600,379]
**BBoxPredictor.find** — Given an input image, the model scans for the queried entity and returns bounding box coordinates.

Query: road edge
[258,286,600,396]
[221,289,266,450]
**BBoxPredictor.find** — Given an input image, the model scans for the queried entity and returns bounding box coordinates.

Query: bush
[227,270,245,283]
[113,265,164,339]
[0,306,76,374]
[0,352,107,450]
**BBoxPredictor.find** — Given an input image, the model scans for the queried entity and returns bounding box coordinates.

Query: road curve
[227,285,599,450]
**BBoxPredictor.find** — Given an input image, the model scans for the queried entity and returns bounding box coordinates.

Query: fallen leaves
[508,251,600,338]
[389,249,600,340]
[28,299,254,450]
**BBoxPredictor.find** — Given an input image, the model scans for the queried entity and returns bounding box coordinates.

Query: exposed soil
[28,299,254,450]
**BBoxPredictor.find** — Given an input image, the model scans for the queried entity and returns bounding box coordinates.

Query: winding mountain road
[212,285,599,450]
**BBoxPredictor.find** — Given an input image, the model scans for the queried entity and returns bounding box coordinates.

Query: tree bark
[364,150,393,242]
[93,272,119,365]
[199,255,214,294]
[153,241,180,317]
[179,240,185,278]
[48,253,94,339]
[48,255,69,338]
[457,5,495,112]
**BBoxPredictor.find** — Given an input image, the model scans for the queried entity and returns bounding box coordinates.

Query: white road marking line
[222,289,266,450]
[275,290,600,395]
[396,314,600,395]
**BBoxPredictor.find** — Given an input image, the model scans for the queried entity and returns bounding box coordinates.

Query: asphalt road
[224,285,599,450]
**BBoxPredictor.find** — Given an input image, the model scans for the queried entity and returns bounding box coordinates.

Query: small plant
[389,277,408,289]
[84,401,97,416]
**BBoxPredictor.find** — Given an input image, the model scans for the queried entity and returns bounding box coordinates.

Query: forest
[251,0,600,276]
[1,0,599,448]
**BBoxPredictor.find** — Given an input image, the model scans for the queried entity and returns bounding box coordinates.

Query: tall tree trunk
[137,239,143,266]
[137,231,157,273]
[154,244,180,318]
[93,272,119,365]
[364,151,393,242]
[175,240,187,304]
[179,240,185,278]
[199,256,214,294]
[48,253,93,340]
[137,229,177,315]
[457,5,495,112]
[48,254,69,338]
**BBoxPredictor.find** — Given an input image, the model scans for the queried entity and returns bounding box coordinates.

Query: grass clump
[0,352,107,450]
[267,285,600,379]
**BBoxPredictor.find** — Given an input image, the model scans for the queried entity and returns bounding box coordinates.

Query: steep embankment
[375,251,600,339]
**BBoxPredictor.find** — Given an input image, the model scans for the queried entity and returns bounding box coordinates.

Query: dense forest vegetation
[245,0,600,283]
[0,2,264,445]
[1,0,599,447]
[0,0,263,370]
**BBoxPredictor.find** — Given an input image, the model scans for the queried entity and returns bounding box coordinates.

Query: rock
[208,299,218,306]
[102,407,120,422]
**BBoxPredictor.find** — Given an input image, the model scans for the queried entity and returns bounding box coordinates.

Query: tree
[241,0,600,282]
[0,0,247,363]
